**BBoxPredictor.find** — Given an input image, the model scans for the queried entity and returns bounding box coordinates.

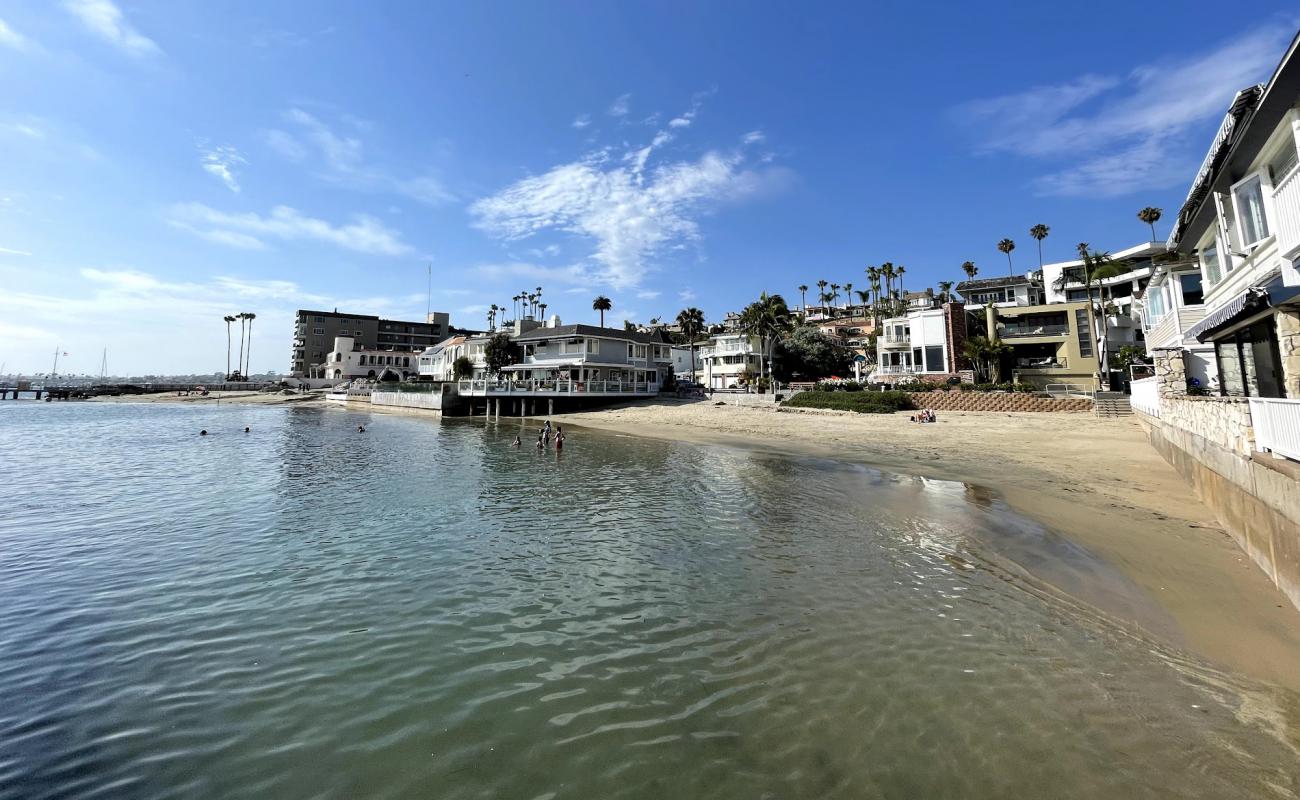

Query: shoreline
[550,399,1300,694]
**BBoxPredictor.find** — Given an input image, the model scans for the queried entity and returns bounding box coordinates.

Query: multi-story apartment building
[989,301,1102,389]
[1162,38,1300,399]
[508,323,674,387]
[290,310,452,377]
[1041,241,1165,353]
[700,332,771,389]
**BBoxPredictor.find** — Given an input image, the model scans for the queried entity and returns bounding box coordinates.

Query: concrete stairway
[1094,392,1133,418]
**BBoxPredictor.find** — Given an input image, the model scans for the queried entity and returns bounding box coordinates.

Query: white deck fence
[1248,397,1300,462]
[457,378,657,396]
[1129,376,1161,417]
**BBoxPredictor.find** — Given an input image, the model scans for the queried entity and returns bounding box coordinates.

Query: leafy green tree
[452,355,474,380]
[962,336,1010,383]
[483,333,518,377]
[774,326,854,381]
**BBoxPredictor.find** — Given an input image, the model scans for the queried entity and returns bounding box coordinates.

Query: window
[924,345,943,372]
[1074,309,1093,357]
[586,339,600,354]
[1201,242,1222,286]
[313,327,325,335]
[1231,174,1270,246]
[1178,274,1203,306]
[1269,143,1298,184]
[912,347,922,369]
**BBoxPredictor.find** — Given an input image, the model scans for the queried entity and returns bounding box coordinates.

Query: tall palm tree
[243,312,256,378]
[880,262,896,305]
[223,315,236,379]
[856,289,870,307]
[1054,242,1125,388]
[937,281,954,303]
[1029,224,1050,269]
[797,284,809,312]
[843,282,854,313]
[816,279,829,314]
[1137,207,1162,241]
[676,306,706,380]
[895,265,906,303]
[538,302,547,321]
[997,239,1016,277]
[739,292,790,382]
[534,286,543,316]
[961,261,978,280]
[236,312,248,379]
[592,295,612,327]
[488,304,498,330]
[829,283,840,311]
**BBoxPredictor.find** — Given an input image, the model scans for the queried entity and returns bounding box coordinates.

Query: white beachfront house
[700,332,771,389]
[871,304,953,380]
[1136,259,1218,389]
[1162,40,1300,400]
[417,335,477,380]
[315,335,421,381]
[500,323,672,389]
[670,344,705,382]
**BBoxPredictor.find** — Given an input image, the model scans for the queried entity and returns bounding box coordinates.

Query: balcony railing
[1248,397,1300,462]
[999,323,1069,338]
[457,379,658,396]
[1146,306,1206,349]
[875,365,915,375]
[1273,163,1300,259]
[881,333,910,347]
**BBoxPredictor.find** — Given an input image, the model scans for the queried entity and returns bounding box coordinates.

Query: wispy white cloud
[168,203,412,256]
[472,133,787,288]
[572,114,592,129]
[0,18,33,51]
[0,245,33,257]
[668,117,691,128]
[200,145,246,193]
[63,0,160,57]
[636,290,661,299]
[0,121,44,139]
[264,108,455,205]
[608,93,631,117]
[956,25,1293,197]
[678,288,697,302]
[741,130,765,145]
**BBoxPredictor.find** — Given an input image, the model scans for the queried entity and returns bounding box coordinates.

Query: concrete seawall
[370,390,448,413]
[1136,402,1300,613]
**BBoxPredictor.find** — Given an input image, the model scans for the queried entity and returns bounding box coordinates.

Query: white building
[1136,260,1217,388]
[700,333,771,389]
[315,336,420,381]
[1163,44,1300,399]
[417,335,478,380]
[671,345,706,382]
[872,306,953,380]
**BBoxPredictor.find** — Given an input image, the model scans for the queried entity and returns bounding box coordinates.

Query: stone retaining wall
[1157,395,1254,456]
[904,392,1093,412]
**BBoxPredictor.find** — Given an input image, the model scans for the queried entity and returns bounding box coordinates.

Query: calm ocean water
[1,401,1297,799]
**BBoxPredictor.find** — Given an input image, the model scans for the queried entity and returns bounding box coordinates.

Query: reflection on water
[1,402,1298,800]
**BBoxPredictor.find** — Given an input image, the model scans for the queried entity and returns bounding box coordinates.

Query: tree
[997,238,1016,277]
[843,282,854,312]
[1053,243,1125,388]
[798,284,809,312]
[895,265,906,300]
[856,289,870,306]
[816,279,828,313]
[676,307,706,381]
[962,260,978,280]
[1138,207,1163,241]
[593,295,612,327]
[243,312,256,378]
[483,333,518,377]
[487,304,498,330]
[235,313,248,380]
[539,303,548,321]
[739,292,791,382]
[962,335,1010,383]
[1029,224,1050,269]
[452,355,474,380]
[623,320,636,332]
[937,281,954,303]
[223,315,236,379]
[774,326,853,380]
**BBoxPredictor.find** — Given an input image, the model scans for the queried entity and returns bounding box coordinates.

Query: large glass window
[924,345,943,372]
[1232,175,1270,246]
[1201,243,1222,286]
[1074,309,1093,357]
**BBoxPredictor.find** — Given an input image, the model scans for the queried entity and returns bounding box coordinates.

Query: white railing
[1147,305,1206,348]
[1272,163,1300,259]
[456,378,658,396]
[875,365,916,375]
[1248,397,1300,462]
[1046,383,1095,398]
[1130,376,1161,417]
[881,334,910,346]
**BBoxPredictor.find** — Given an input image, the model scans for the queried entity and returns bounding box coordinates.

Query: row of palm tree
[223,312,257,380]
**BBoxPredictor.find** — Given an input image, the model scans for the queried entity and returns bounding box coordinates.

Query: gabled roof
[512,324,666,345]
[955,275,1030,293]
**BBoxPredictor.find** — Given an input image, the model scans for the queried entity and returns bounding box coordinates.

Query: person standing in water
[512,435,521,447]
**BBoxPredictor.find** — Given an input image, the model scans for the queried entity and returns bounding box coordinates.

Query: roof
[1171,31,1300,249]
[511,324,667,344]
[955,275,1031,292]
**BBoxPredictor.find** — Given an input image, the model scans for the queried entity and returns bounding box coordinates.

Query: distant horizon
[2,2,1297,373]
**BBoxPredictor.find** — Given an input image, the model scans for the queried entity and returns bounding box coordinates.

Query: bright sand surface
[93,391,1300,693]
[555,399,1300,694]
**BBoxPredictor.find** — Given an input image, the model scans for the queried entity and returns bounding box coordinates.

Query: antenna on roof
[426,262,432,320]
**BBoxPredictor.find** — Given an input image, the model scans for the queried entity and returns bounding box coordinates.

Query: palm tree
[880,262,896,299]
[592,295,612,327]
[1029,224,1049,269]
[538,302,547,321]
[797,284,809,313]
[997,238,1016,277]
[243,312,256,378]
[895,265,906,301]
[739,292,790,382]
[223,315,236,379]
[856,289,870,307]
[1054,243,1125,387]
[961,261,978,280]
[236,312,248,379]
[829,283,840,312]
[843,281,854,313]
[937,281,954,303]
[1138,207,1162,241]
[816,280,829,314]
[534,286,543,316]
[488,304,498,330]
[676,306,706,380]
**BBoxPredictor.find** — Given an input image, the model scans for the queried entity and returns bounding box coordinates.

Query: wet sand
[555,399,1300,693]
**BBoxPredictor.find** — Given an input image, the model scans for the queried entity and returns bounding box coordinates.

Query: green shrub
[783,390,915,414]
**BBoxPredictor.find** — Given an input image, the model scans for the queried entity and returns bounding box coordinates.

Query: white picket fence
[1248,397,1300,462]
[1129,376,1161,418]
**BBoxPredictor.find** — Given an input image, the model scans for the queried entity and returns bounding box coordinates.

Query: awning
[1189,283,1300,342]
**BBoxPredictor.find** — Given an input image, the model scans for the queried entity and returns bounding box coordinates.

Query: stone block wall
[1156,395,1254,456]
[1152,347,1187,398]
[905,392,1092,412]
[1279,308,1300,397]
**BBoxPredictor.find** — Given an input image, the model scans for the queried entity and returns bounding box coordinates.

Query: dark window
[912,348,922,368]
[1179,274,1204,306]
[1074,309,1093,357]
[924,345,943,372]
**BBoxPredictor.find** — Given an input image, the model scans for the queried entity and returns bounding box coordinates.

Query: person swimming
[536,434,545,450]
[512,435,521,447]
[358,425,366,433]
[244,427,250,433]
[200,430,208,436]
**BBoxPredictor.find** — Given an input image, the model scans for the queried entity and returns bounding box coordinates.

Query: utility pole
[100,348,108,380]
[426,262,432,321]
[51,346,60,380]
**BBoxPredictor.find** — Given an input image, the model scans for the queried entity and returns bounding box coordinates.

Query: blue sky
[1,1,1297,375]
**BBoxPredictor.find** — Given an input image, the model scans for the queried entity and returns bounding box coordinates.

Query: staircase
[1094,391,1133,418]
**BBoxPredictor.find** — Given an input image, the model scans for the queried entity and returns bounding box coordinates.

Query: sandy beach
[554,399,1300,693]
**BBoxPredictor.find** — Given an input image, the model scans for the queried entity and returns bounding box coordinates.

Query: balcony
[875,364,916,375]
[1273,163,1300,260]
[457,378,658,397]
[1015,357,1067,370]
[1146,306,1206,349]
[880,333,910,348]
[998,323,1069,338]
